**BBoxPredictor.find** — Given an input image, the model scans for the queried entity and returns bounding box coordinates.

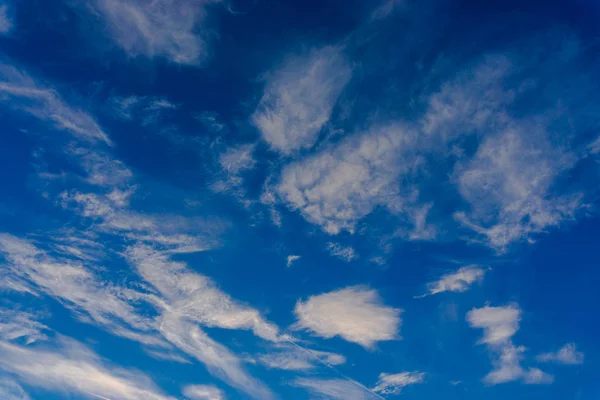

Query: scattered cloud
[372,371,425,395]
[182,384,226,400]
[293,378,379,400]
[454,126,582,250]
[467,304,553,385]
[257,343,345,371]
[0,64,111,144]
[537,343,584,365]
[252,45,351,154]
[326,242,358,262]
[293,286,401,348]
[87,0,219,65]
[110,95,177,125]
[286,254,301,267]
[418,265,487,297]
[219,144,256,174]
[0,308,49,344]
[0,337,175,400]
[277,123,421,234]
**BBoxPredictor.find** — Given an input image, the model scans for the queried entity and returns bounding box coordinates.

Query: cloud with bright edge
[418,265,487,297]
[372,371,425,395]
[467,304,553,385]
[537,343,584,365]
[286,255,301,267]
[293,286,401,348]
[0,63,111,144]
[252,45,351,154]
[182,384,226,400]
[87,0,219,65]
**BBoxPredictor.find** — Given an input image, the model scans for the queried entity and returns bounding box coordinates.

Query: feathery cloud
[372,371,425,395]
[257,344,345,371]
[0,64,111,144]
[537,343,584,365]
[88,0,219,65]
[294,286,401,348]
[293,378,379,400]
[252,46,351,154]
[183,384,225,400]
[419,265,487,297]
[286,255,301,268]
[0,337,174,400]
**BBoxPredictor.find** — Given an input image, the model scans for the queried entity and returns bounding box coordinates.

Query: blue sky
[0,0,599,399]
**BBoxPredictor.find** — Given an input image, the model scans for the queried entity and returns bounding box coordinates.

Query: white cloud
[183,384,225,400]
[326,242,358,262]
[252,46,351,153]
[286,255,301,268]
[0,337,174,400]
[277,123,422,234]
[421,55,514,141]
[0,308,49,344]
[0,64,111,144]
[159,316,274,400]
[589,135,600,154]
[125,244,281,342]
[0,2,13,34]
[219,144,256,174]
[537,343,584,365]
[293,378,379,400]
[88,0,219,65]
[257,344,345,371]
[0,234,165,348]
[293,286,401,348]
[372,371,425,395]
[467,304,552,385]
[454,126,581,250]
[419,265,487,297]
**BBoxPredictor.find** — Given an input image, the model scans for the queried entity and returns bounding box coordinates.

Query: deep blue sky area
[0,0,599,399]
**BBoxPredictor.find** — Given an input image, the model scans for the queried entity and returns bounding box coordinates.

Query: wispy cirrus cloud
[0,378,31,400]
[252,45,351,154]
[371,371,425,395]
[417,265,487,297]
[537,343,584,365]
[256,343,345,371]
[0,337,174,400]
[467,304,553,385]
[0,64,111,144]
[183,384,225,400]
[293,378,380,400]
[453,126,582,250]
[87,0,220,65]
[293,286,401,348]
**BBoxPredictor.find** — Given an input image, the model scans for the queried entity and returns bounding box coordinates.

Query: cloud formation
[293,378,379,400]
[371,371,425,395]
[88,0,219,65]
[183,384,225,400]
[537,343,584,365]
[257,344,345,371]
[294,286,401,348]
[467,304,553,385]
[252,46,351,154]
[419,265,487,297]
[277,123,420,234]
[0,64,111,144]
